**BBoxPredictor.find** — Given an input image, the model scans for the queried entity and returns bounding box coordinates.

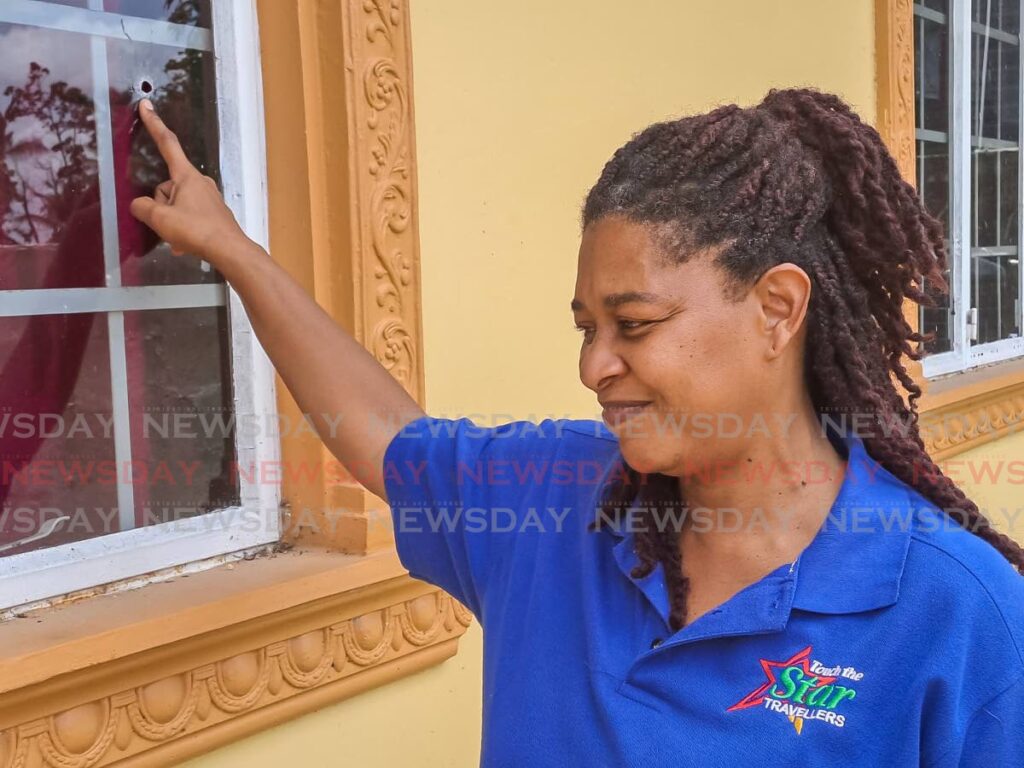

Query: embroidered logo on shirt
[726,645,862,734]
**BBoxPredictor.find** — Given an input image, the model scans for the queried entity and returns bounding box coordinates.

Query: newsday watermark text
[2,503,1022,540]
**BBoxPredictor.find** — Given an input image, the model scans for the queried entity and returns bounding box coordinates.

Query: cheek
[653,322,754,413]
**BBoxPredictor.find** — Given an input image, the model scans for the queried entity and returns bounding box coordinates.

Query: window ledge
[0,547,472,766]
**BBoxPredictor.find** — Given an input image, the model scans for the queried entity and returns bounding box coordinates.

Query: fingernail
[141,99,153,111]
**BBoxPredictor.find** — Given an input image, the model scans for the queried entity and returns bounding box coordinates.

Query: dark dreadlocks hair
[580,86,1024,633]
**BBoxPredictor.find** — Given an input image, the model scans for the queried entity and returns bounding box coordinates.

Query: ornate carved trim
[875,0,927,391]
[920,381,1024,460]
[875,0,916,183]
[0,578,472,767]
[263,0,425,554]
[348,0,423,400]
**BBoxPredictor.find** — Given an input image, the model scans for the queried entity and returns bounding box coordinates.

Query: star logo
[727,645,839,735]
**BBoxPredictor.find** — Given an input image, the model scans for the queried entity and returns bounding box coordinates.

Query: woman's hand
[129,99,250,266]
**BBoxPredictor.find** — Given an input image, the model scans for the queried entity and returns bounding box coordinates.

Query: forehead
[574,216,713,308]
[578,215,664,267]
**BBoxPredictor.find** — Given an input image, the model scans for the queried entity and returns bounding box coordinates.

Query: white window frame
[0,0,280,611]
[917,0,1024,378]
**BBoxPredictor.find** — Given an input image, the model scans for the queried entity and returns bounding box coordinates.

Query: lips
[601,402,651,426]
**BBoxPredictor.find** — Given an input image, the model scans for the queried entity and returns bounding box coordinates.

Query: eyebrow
[570,291,663,312]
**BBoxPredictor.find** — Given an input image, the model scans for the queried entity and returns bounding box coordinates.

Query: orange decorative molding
[358,1,422,395]
[875,0,927,393]
[874,0,916,183]
[0,567,471,767]
[920,381,1024,460]
[258,0,424,553]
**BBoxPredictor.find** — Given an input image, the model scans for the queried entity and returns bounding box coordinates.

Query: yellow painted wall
[183,1,877,765]
[950,430,1024,544]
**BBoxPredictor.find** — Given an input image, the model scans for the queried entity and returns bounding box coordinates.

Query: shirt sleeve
[381,414,570,619]
[952,673,1024,768]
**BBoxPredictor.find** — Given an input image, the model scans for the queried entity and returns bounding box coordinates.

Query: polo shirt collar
[601,428,914,620]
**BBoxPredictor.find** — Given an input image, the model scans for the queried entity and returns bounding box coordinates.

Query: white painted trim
[106,309,136,531]
[0,0,212,51]
[953,0,971,370]
[971,20,1019,46]
[917,127,949,143]
[914,3,946,25]
[0,506,277,608]
[0,284,227,316]
[89,30,121,288]
[921,349,965,378]
[924,337,1024,375]
[969,335,1024,363]
[88,0,137,534]
[212,0,281,523]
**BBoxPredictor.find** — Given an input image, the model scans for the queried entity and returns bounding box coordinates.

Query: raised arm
[129,100,424,501]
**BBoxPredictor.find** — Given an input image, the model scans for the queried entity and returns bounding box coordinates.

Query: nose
[578,332,628,393]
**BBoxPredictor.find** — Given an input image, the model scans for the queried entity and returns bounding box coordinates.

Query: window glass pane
[920,141,952,228]
[1000,41,1021,139]
[0,24,104,289]
[918,15,950,132]
[0,312,119,557]
[971,2,1021,345]
[974,150,1000,246]
[922,0,950,12]
[974,254,1021,341]
[30,1,210,26]
[105,36,222,286]
[124,306,239,524]
[917,142,954,354]
[1001,147,1019,244]
[1005,0,1022,32]
[974,0,1006,25]
[103,0,211,27]
[973,0,1022,33]
[970,35,1019,142]
[920,273,955,354]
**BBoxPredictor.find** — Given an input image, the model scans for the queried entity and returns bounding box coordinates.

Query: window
[0,0,278,610]
[915,0,1024,376]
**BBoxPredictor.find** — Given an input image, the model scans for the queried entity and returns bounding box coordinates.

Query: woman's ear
[753,263,811,359]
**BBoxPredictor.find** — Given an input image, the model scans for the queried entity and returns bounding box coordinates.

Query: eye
[618,320,650,332]
[574,320,651,343]
[574,324,596,344]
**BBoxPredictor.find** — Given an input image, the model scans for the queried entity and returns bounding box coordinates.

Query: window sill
[0,546,472,765]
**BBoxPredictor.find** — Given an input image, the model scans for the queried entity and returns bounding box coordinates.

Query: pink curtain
[0,96,158,549]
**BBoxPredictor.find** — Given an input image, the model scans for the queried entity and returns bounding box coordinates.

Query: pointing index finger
[138,99,194,179]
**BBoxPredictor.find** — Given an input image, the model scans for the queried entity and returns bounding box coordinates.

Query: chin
[617,438,668,476]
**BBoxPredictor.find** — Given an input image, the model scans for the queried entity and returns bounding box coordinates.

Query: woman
[131,88,1024,767]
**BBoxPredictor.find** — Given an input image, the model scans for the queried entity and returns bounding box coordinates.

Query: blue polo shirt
[382,415,1024,767]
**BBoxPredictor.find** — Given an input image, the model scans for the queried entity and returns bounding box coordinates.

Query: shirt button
[650,637,663,649]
